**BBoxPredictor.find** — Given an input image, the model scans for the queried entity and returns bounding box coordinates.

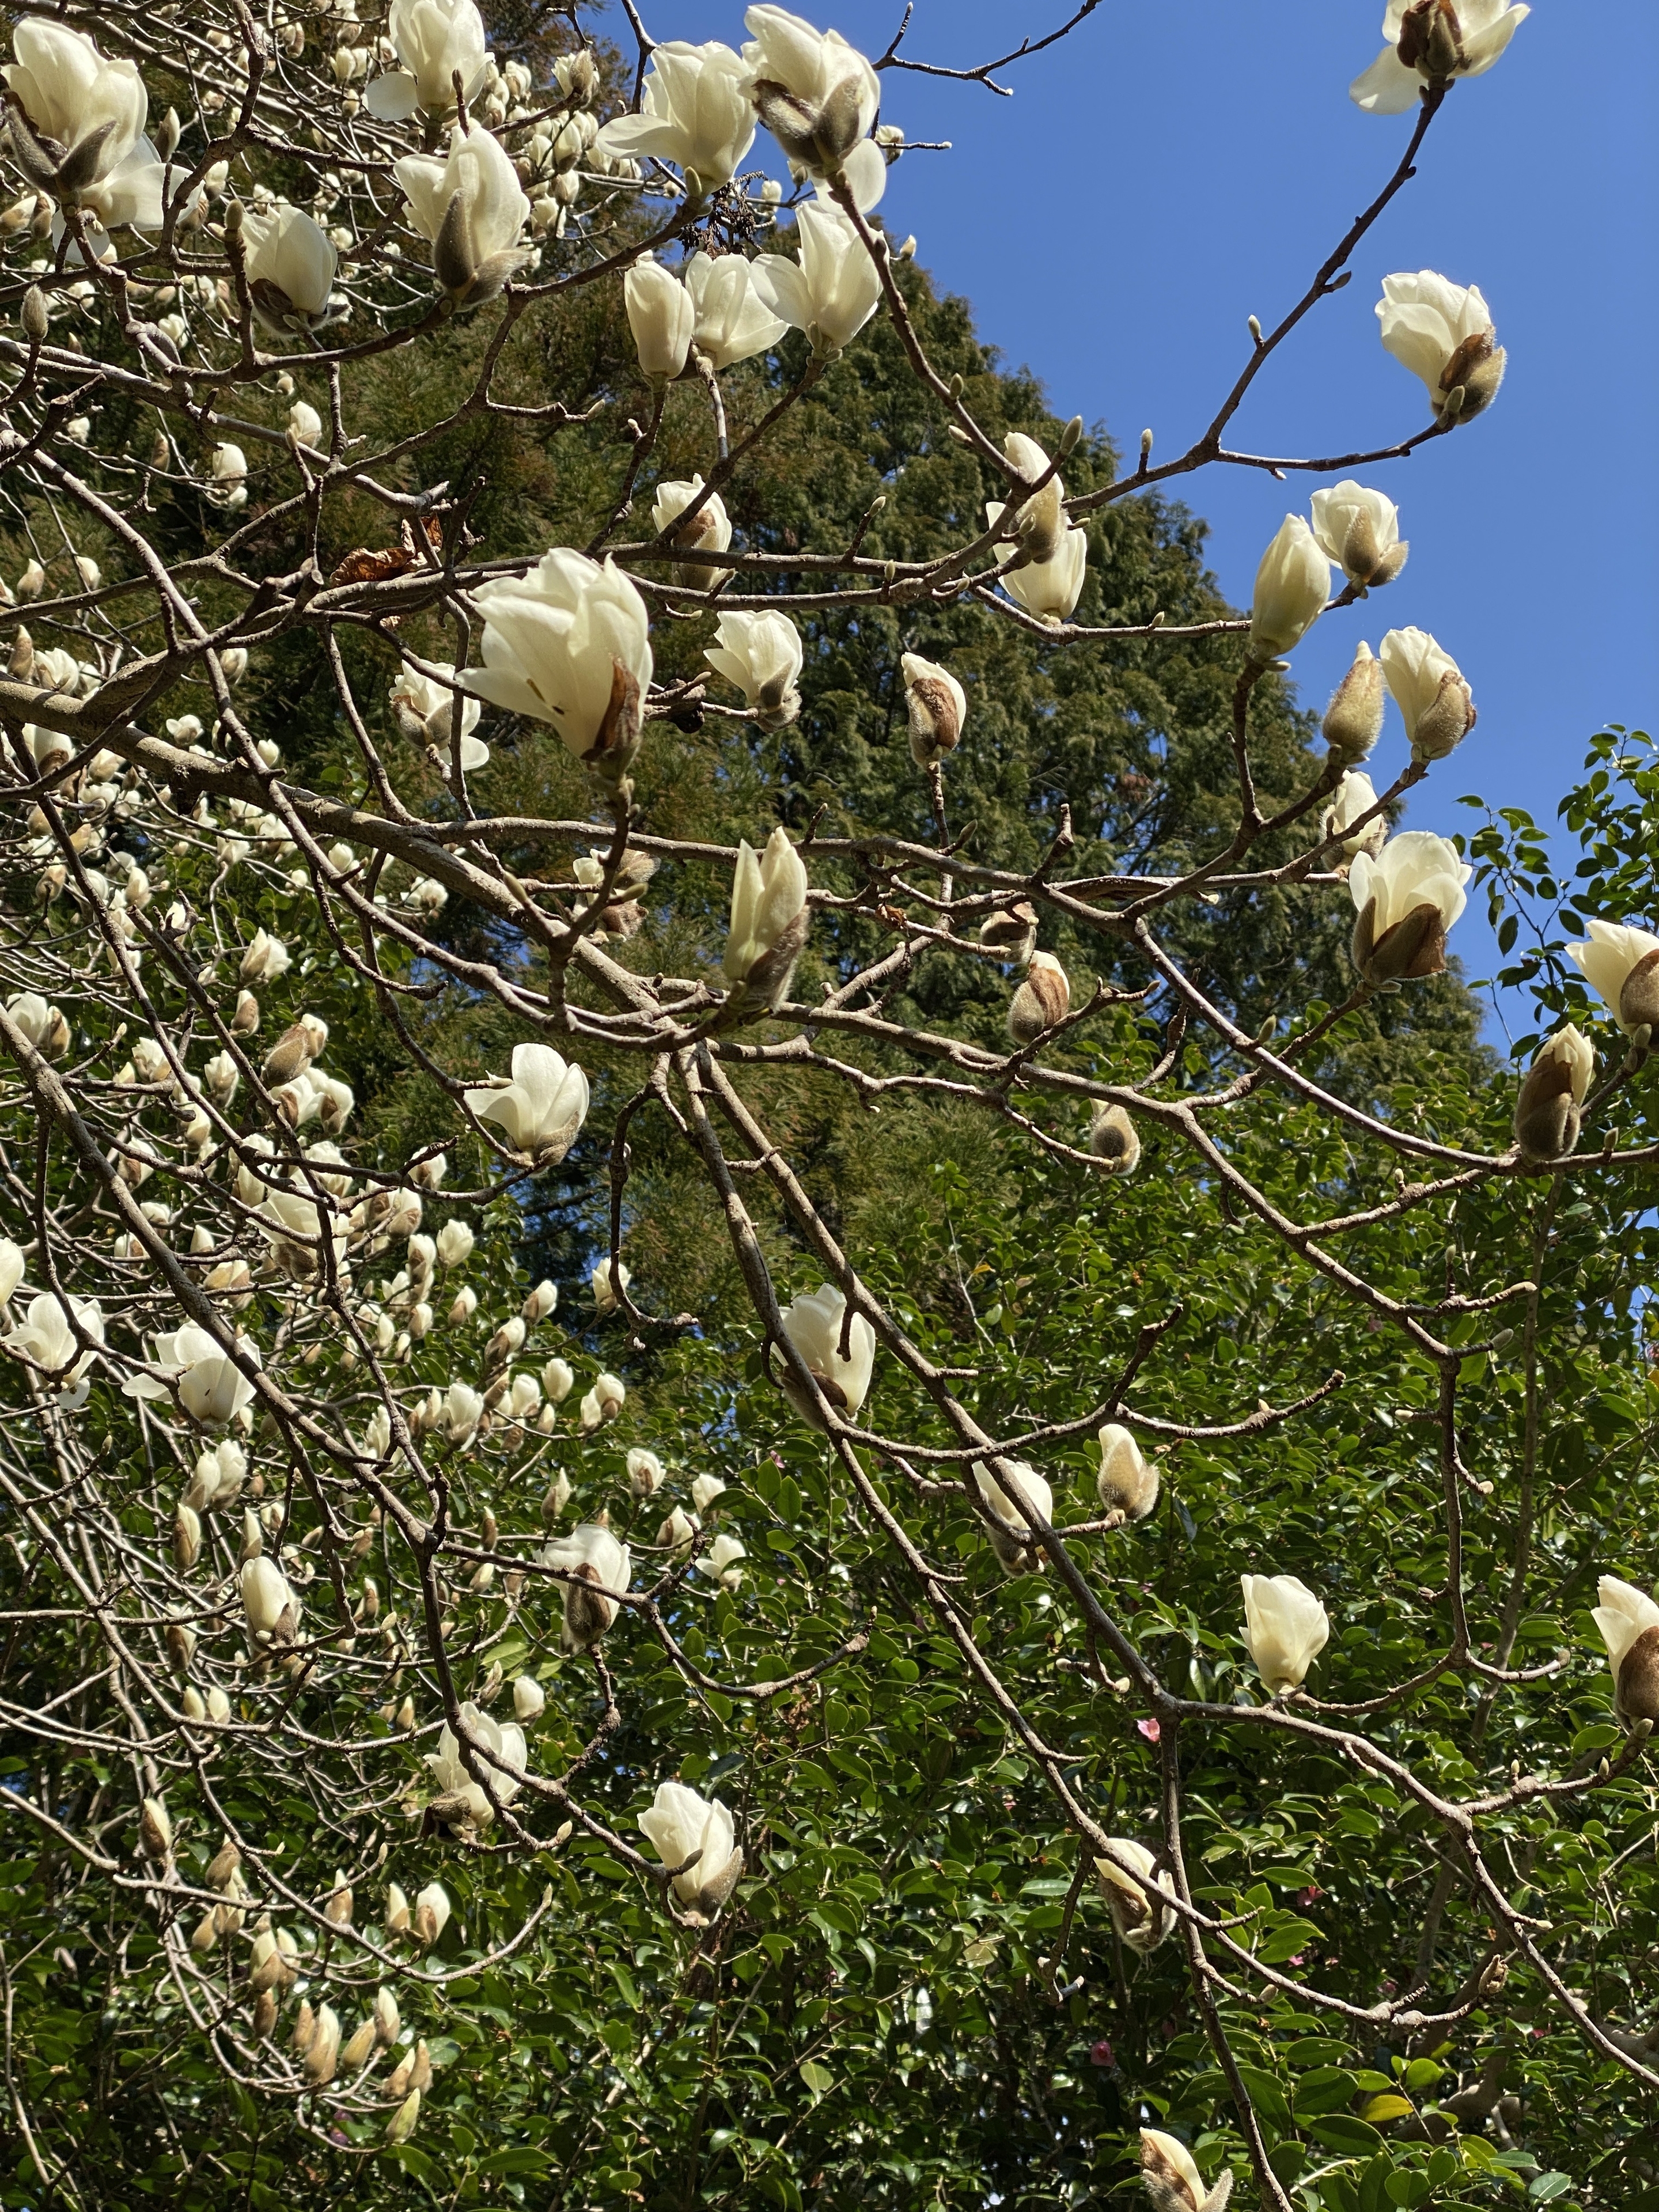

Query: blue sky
[629,2,1658,1031]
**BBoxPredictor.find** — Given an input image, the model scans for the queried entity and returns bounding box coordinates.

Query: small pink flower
[1137,1717,1161,1744]
[1089,2039,1115,2069]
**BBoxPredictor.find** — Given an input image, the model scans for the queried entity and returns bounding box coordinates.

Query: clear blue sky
[623,2,1659,1033]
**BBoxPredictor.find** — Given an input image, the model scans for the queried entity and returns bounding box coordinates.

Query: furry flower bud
[1007,950,1070,1044]
[1321,641,1387,763]
[1513,1025,1592,1163]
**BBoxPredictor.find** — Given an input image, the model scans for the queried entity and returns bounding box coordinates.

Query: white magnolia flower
[396,123,529,309]
[241,203,339,331]
[1324,770,1386,862]
[778,1282,876,1429]
[971,1458,1053,1576]
[658,1505,699,1552]
[124,1321,260,1425]
[691,1473,726,1514]
[467,550,653,781]
[241,1553,300,1643]
[1139,2127,1233,2212]
[1567,921,1659,1037]
[546,1521,631,1649]
[1097,1424,1160,1524]
[542,1356,575,1403]
[653,475,733,592]
[2,1290,103,1389]
[437,1220,475,1268]
[1379,627,1476,760]
[591,1256,631,1315]
[638,1780,743,1912]
[1248,514,1330,660]
[441,1381,483,1445]
[1309,482,1407,589]
[1592,1576,1659,1729]
[365,0,490,122]
[1351,1,1529,116]
[1001,430,1067,565]
[464,1043,590,1162]
[513,1673,545,1722]
[1240,1574,1331,1695]
[724,826,809,1006]
[900,653,966,770]
[698,1531,748,1589]
[3,20,147,200]
[986,504,1088,625]
[1349,829,1471,986]
[751,202,881,359]
[1095,1839,1176,1955]
[288,399,324,446]
[595,43,756,201]
[741,5,880,176]
[625,255,696,385]
[704,609,803,729]
[424,1700,527,1825]
[390,662,486,763]
[627,1448,664,1497]
[0,1238,24,1305]
[1513,1024,1593,1164]
[684,250,788,370]
[1376,270,1505,425]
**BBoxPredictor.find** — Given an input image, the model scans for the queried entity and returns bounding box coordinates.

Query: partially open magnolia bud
[1139,2126,1233,2212]
[139,1796,173,1861]
[1438,328,1506,424]
[1097,1424,1159,1524]
[1322,642,1385,762]
[1097,1840,1175,1956]
[900,652,966,770]
[251,1988,278,2039]
[1007,951,1070,1044]
[1513,1025,1593,1163]
[1089,1103,1141,1174]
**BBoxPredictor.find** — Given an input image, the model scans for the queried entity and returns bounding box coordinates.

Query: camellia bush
[1,0,1657,2206]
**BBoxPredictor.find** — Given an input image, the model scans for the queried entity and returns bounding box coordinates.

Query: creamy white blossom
[595,43,756,200]
[1097,1425,1160,1524]
[1349,830,1471,986]
[971,1458,1053,1575]
[3,21,147,203]
[1139,2127,1233,2212]
[778,1282,876,1428]
[1567,921,1659,1037]
[546,1521,632,1648]
[467,550,653,779]
[1248,515,1330,660]
[1592,1576,1659,1729]
[1324,770,1387,862]
[1240,1574,1330,1695]
[124,1321,259,1425]
[241,1554,300,1643]
[1309,482,1408,589]
[1380,627,1476,760]
[986,503,1088,625]
[638,1780,743,1912]
[751,202,881,359]
[698,1531,747,1589]
[423,1700,527,1825]
[653,475,733,591]
[704,609,803,728]
[365,0,490,123]
[464,1043,590,1161]
[684,249,789,369]
[1376,270,1505,424]
[724,827,809,1005]
[241,203,338,331]
[2,1290,103,1393]
[742,6,880,177]
[1351,1,1529,116]
[395,123,529,309]
[1096,1839,1176,1956]
[391,662,486,763]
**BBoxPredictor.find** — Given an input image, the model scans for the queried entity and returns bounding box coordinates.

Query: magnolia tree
[1,0,1656,2206]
